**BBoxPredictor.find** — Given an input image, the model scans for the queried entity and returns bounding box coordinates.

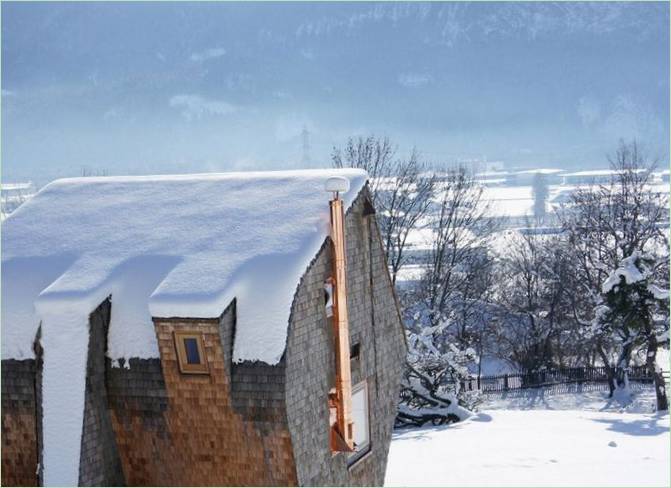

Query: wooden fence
[460,365,655,394]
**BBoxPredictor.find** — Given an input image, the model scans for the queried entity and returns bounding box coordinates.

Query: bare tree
[420,166,495,325]
[492,230,579,375]
[331,135,395,207]
[332,136,437,285]
[378,153,437,285]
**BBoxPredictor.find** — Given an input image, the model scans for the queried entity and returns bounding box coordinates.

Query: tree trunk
[597,346,616,398]
[615,341,633,389]
[646,338,669,411]
[652,369,668,411]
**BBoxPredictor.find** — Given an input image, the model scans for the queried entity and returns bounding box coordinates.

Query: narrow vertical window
[174,331,209,374]
[324,280,334,318]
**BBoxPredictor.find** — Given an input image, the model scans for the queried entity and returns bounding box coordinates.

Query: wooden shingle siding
[284,188,407,486]
[1,359,39,487]
[106,357,169,486]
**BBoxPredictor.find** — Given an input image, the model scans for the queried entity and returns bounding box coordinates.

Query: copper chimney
[325,177,355,452]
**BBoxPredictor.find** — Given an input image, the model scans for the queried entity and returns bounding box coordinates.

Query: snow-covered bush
[396,312,477,427]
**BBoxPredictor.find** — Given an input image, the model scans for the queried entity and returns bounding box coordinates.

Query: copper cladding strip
[329,196,355,451]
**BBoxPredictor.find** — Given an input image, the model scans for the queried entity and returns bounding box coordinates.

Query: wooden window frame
[347,379,371,466]
[173,331,209,375]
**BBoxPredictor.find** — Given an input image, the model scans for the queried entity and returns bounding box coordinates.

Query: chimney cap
[325,177,350,193]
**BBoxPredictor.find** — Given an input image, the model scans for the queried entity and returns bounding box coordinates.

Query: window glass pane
[184,338,201,364]
[351,384,369,450]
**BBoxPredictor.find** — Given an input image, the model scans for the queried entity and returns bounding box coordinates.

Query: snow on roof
[2,168,368,364]
[475,170,510,177]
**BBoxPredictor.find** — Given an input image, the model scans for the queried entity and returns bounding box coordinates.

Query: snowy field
[386,389,670,487]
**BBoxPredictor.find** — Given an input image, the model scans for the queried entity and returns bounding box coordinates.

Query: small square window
[174,331,209,374]
[183,338,201,364]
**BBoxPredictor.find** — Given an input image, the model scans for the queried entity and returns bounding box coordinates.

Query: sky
[1,1,669,184]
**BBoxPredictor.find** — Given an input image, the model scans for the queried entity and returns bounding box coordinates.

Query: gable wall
[284,188,407,486]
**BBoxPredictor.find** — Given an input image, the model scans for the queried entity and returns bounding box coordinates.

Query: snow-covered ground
[386,389,670,487]
[481,384,662,414]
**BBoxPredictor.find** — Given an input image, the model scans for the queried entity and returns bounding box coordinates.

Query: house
[1,169,407,487]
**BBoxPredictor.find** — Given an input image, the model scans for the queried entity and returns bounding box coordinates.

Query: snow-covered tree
[559,140,669,407]
[396,315,477,427]
[595,251,669,408]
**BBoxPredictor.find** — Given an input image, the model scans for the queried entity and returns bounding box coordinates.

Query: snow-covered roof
[514,168,563,175]
[475,170,510,178]
[562,168,647,177]
[2,169,368,364]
